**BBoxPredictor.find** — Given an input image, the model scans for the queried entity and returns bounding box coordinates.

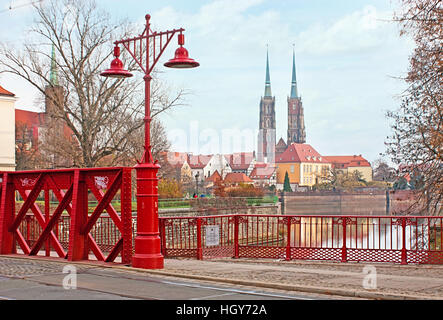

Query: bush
[158,178,183,199]
[226,184,264,198]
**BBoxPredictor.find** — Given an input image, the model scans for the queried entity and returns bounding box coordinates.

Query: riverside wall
[281,190,424,216]
[159,204,281,218]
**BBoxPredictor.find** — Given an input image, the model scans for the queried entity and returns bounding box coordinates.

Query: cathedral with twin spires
[257,48,306,164]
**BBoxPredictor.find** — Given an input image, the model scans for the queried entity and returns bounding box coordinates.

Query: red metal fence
[2,170,442,267]
[159,214,443,265]
[0,167,133,264]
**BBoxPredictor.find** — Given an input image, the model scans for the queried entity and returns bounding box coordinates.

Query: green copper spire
[50,44,58,86]
[290,47,298,98]
[264,48,272,97]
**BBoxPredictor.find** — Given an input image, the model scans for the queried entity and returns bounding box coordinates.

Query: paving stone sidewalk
[150,257,443,300]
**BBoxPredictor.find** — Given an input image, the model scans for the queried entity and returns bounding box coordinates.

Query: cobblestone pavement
[0,258,96,278]
[0,256,339,300]
[1,255,443,300]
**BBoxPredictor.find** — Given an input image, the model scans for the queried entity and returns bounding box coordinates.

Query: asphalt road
[0,257,323,301]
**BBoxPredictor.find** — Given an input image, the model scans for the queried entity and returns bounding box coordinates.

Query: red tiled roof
[224,152,254,170]
[276,138,287,148]
[324,155,371,168]
[276,143,329,164]
[206,170,222,182]
[187,154,212,169]
[224,172,253,183]
[162,151,188,167]
[0,85,15,97]
[249,163,276,179]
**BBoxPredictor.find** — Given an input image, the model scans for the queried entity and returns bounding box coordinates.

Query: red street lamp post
[101,14,199,269]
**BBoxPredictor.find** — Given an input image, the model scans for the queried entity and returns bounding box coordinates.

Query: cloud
[150,0,291,68]
[298,5,400,56]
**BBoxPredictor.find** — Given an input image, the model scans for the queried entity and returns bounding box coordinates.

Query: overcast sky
[0,0,414,164]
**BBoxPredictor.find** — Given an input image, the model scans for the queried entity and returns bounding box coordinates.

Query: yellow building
[276,143,331,188]
[323,155,373,182]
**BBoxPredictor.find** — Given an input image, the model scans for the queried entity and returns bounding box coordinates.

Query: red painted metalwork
[101,14,199,270]
[0,168,132,264]
[158,214,443,265]
[101,14,199,269]
[100,46,134,79]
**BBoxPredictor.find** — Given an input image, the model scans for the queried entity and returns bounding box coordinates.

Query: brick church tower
[257,49,276,164]
[287,48,306,144]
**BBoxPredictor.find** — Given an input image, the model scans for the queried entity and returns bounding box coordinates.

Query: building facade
[324,155,373,182]
[276,143,331,189]
[0,85,17,171]
[257,50,276,164]
[287,49,306,145]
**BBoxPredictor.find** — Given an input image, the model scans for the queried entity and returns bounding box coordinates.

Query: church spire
[290,46,298,98]
[264,47,272,97]
[50,44,58,86]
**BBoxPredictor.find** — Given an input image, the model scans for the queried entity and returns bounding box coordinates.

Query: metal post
[234,215,239,259]
[286,218,291,261]
[196,218,203,260]
[159,218,167,257]
[101,13,198,269]
[0,173,15,254]
[401,217,408,265]
[132,162,163,268]
[45,183,50,256]
[341,218,348,263]
[121,168,133,264]
[131,15,164,269]
[68,169,89,261]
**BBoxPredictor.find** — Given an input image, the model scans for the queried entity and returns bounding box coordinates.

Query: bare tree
[372,158,397,182]
[386,0,442,215]
[108,117,171,167]
[15,122,42,170]
[0,0,186,168]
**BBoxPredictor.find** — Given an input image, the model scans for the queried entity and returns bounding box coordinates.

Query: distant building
[0,85,17,171]
[257,47,306,164]
[275,138,287,160]
[224,152,255,176]
[203,154,232,179]
[205,170,222,189]
[249,162,277,186]
[187,154,212,181]
[287,49,306,145]
[324,155,373,182]
[14,46,74,169]
[257,49,276,164]
[223,172,254,186]
[160,151,192,182]
[276,143,331,189]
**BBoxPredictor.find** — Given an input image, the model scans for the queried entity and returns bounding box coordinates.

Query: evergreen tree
[394,177,409,190]
[283,171,292,192]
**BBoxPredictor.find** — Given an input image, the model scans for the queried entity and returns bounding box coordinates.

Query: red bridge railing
[159,214,443,265]
[0,167,133,264]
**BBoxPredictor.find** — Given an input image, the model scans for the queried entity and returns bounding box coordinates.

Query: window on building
[290,165,294,173]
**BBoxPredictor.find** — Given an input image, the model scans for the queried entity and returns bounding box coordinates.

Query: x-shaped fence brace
[0,168,132,264]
